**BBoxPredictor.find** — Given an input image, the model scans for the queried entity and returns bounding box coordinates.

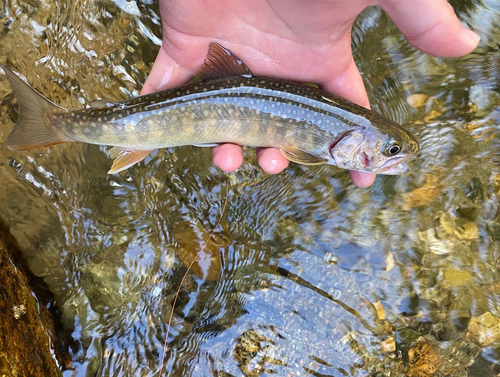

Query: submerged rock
[0,219,67,376]
[467,312,500,347]
[405,341,441,377]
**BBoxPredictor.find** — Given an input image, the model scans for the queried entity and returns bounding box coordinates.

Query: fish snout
[375,157,410,175]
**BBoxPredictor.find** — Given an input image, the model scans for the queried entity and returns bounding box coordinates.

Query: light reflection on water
[1,0,500,376]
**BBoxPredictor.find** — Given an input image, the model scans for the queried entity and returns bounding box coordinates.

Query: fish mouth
[374,157,410,175]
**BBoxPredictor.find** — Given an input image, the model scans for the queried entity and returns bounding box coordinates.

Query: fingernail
[158,65,174,90]
[463,28,480,47]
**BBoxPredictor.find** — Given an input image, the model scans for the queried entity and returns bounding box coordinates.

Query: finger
[322,58,377,187]
[211,144,244,172]
[256,147,289,174]
[321,57,370,109]
[349,171,376,188]
[142,42,246,171]
[258,58,367,177]
[380,0,480,57]
[140,46,193,95]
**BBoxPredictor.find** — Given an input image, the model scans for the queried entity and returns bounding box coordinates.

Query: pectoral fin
[108,147,153,174]
[279,146,328,165]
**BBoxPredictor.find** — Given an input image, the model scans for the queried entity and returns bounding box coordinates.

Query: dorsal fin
[195,42,253,81]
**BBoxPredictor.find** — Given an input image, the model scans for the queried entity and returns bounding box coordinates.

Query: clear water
[0,0,499,376]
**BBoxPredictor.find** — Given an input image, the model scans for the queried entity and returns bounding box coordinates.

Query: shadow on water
[1,0,500,376]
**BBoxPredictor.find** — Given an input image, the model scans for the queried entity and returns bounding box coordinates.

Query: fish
[1,42,419,175]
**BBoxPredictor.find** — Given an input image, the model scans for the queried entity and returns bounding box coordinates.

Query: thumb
[380,0,480,58]
[140,44,196,95]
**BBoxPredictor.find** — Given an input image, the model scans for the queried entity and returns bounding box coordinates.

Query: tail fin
[1,65,71,151]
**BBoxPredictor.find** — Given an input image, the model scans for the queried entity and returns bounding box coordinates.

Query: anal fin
[279,146,327,165]
[108,147,153,174]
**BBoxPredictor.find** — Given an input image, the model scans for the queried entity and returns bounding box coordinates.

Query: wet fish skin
[1,42,419,175]
[54,76,371,150]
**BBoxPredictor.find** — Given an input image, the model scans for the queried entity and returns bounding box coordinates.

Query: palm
[142,0,479,187]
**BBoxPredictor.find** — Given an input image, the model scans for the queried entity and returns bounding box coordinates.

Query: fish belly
[60,104,295,149]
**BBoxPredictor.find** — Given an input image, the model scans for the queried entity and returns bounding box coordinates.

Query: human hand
[141,0,479,187]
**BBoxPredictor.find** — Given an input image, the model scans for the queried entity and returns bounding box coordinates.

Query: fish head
[328,126,419,175]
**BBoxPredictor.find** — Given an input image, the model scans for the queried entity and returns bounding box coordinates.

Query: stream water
[1,0,499,376]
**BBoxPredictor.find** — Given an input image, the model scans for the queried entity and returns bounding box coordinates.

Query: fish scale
[61,83,365,146]
[1,42,418,175]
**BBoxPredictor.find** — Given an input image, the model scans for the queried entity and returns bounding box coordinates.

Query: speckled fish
[1,42,419,174]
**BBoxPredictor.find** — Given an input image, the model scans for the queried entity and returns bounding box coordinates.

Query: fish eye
[383,141,401,156]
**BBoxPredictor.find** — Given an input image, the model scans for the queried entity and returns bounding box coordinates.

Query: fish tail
[1,65,71,151]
